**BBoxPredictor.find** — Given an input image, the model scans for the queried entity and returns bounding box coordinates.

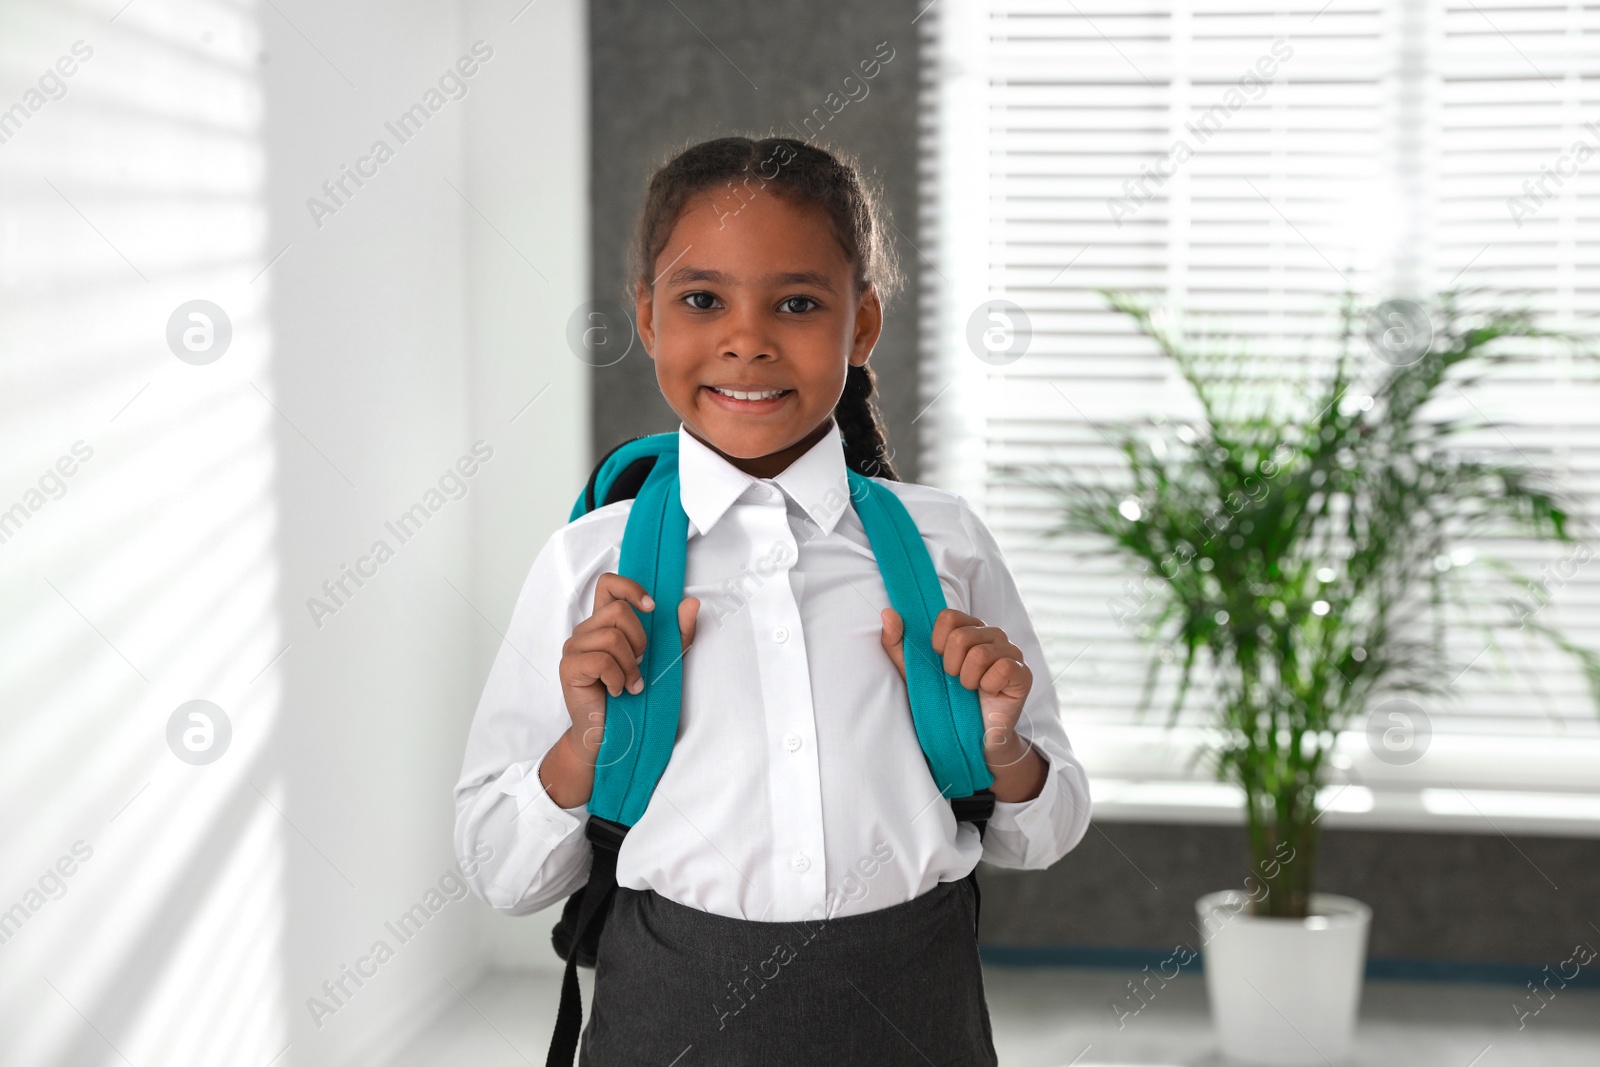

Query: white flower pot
[1196,890,1372,1066]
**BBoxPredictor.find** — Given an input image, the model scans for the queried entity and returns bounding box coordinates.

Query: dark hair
[630,135,902,480]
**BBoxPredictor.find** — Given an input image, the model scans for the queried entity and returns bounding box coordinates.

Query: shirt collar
[676,422,855,538]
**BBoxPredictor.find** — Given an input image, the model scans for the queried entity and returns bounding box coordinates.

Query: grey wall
[588,0,926,479]
[978,822,1600,969]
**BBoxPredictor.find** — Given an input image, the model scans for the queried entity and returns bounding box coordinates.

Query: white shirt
[453,422,1091,923]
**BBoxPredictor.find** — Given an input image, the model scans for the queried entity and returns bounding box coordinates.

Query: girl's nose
[718,305,776,360]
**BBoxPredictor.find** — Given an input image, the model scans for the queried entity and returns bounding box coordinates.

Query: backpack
[545,432,996,1067]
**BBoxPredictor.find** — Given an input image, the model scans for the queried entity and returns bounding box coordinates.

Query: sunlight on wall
[0,1,287,1064]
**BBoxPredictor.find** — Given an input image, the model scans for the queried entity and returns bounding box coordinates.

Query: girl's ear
[635,278,657,360]
[849,284,884,368]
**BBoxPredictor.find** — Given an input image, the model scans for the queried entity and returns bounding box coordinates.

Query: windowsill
[1072,724,1600,839]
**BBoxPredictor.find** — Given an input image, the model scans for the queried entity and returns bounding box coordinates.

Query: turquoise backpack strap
[588,450,688,826]
[846,471,995,800]
[564,432,689,826]
[570,433,679,523]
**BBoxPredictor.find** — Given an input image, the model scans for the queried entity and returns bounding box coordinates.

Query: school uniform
[454,421,1092,1065]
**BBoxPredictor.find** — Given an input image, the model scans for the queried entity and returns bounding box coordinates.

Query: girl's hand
[559,572,700,762]
[880,607,1031,741]
[880,607,1047,802]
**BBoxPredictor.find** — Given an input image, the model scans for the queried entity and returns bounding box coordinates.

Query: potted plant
[1031,290,1599,1065]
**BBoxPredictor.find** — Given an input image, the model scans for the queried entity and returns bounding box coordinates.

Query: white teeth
[712,387,786,401]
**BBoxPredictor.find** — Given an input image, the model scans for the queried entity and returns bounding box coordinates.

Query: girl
[455,136,1092,1066]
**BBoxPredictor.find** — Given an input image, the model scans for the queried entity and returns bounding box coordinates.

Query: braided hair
[631,135,902,480]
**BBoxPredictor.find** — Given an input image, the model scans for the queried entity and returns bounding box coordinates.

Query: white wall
[0,0,587,1063]
[459,0,591,978]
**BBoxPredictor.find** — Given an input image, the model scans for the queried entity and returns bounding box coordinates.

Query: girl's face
[636,188,882,476]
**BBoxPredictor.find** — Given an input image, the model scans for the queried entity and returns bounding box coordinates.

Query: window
[920,0,1600,833]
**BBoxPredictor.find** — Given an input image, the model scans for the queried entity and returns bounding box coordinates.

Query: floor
[377,965,1600,1067]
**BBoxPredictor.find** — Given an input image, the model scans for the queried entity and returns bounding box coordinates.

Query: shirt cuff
[984,737,1064,838]
[498,749,589,848]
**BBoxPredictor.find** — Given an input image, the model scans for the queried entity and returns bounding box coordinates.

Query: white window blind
[919,0,1600,828]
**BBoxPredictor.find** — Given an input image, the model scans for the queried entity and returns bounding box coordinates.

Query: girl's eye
[778,296,819,314]
[683,291,719,311]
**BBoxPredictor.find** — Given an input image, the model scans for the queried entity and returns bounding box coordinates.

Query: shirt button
[783,733,802,752]
[791,852,811,873]
[772,626,789,643]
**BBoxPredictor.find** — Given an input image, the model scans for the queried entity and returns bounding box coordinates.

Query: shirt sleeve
[453,522,599,916]
[952,494,1093,870]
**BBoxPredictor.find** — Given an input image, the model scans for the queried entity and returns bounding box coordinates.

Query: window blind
[918,0,1600,756]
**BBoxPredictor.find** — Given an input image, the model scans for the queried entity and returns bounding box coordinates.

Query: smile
[707,386,790,401]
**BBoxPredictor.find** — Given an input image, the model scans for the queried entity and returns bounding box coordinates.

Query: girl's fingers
[978,655,1031,704]
[942,623,1008,678]
[886,609,1029,695]
[879,608,907,680]
[957,640,1011,690]
[930,608,982,653]
[592,572,655,617]
[564,650,629,699]
[567,592,696,696]
[679,596,700,651]
[563,629,644,694]
[573,598,649,658]
[953,639,1004,687]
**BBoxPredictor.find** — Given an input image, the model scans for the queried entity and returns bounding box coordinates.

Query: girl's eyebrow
[666,266,838,294]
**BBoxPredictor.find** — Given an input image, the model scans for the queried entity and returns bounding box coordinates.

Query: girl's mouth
[702,385,794,413]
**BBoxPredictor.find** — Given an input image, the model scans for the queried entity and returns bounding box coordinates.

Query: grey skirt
[578,876,998,1067]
